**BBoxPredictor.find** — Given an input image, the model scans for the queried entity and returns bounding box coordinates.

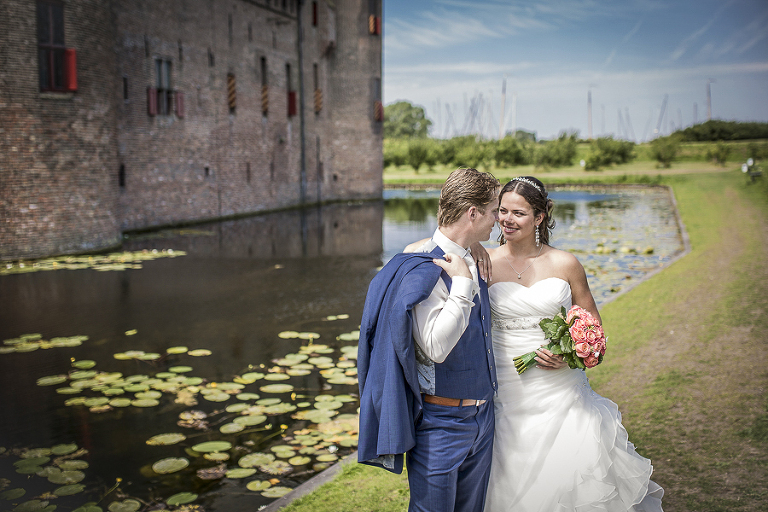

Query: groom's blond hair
[437,168,500,227]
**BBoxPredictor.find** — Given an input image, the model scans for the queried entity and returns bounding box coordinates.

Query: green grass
[281,169,768,512]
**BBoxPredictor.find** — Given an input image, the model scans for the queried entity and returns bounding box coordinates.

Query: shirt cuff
[449,276,475,301]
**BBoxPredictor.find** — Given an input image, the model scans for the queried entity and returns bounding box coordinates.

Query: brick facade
[0,0,383,260]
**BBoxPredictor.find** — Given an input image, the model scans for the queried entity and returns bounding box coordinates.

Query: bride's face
[498,192,542,243]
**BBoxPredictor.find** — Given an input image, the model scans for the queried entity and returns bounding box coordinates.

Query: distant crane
[498,75,507,139]
[654,94,668,136]
[617,109,626,140]
[625,108,636,142]
[707,79,715,121]
[587,84,598,139]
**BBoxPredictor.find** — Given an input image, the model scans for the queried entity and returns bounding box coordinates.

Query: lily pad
[308,357,333,365]
[258,460,293,476]
[316,453,339,462]
[278,331,299,339]
[12,500,51,512]
[264,403,297,414]
[236,392,260,401]
[246,480,272,491]
[233,415,267,426]
[37,375,67,386]
[226,468,257,478]
[146,433,187,446]
[219,422,246,434]
[261,486,292,498]
[1,488,26,500]
[54,484,86,496]
[51,443,78,455]
[315,401,343,410]
[72,505,103,512]
[166,346,188,354]
[57,460,89,470]
[260,384,294,393]
[107,500,141,512]
[202,393,230,402]
[135,390,162,399]
[263,374,290,381]
[256,397,281,406]
[131,399,160,407]
[226,403,249,413]
[166,492,197,506]
[48,469,86,484]
[15,456,50,467]
[286,369,312,376]
[192,441,232,453]
[288,455,311,466]
[188,349,212,357]
[238,452,274,468]
[169,366,192,373]
[204,452,230,462]
[152,457,189,474]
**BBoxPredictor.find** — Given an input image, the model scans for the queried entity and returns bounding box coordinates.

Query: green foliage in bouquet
[539,306,586,370]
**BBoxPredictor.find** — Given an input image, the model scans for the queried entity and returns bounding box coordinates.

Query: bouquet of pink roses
[513,305,606,375]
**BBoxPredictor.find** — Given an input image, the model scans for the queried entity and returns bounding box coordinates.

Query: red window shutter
[288,90,297,117]
[312,1,318,26]
[374,101,384,122]
[147,87,157,116]
[175,91,185,118]
[64,49,78,91]
[375,17,382,36]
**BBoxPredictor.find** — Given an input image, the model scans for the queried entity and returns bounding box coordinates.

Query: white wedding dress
[484,278,664,512]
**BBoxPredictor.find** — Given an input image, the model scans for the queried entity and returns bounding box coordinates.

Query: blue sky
[383,0,768,140]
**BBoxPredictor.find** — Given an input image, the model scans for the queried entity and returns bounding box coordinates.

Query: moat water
[0,187,684,511]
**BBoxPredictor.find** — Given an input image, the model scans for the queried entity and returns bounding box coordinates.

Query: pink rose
[567,306,587,324]
[573,318,588,332]
[570,327,587,344]
[584,329,598,343]
[574,342,591,358]
[584,354,600,368]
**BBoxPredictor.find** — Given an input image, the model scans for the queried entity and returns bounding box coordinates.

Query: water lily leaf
[72,505,102,512]
[192,441,232,453]
[238,452,274,468]
[285,353,309,361]
[51,443,78,455]
[54,484,85,496]
[299,446,317,455]
[278,331,299,339]
[257,460,292,476]
[336,361,356,369]
[131,399,159,407]
[226,403,249,413]
[14,344,40,353]
[261,486,292,498]
[236,392,260,401]
[216,382,244,391]
[315,395,336,402]
[48,469,85,484]
[166,492,197,506]
[285,369,312,377]
[288,456,311,466]
[154,372,176,379]
[138,353,161,360]
[15,456,50,467]
[240,372,266,381]
[326,376,358,385]
[317,453,339,462]
[188,349,212,357]
[12,500,50,512]
[226,468,257,478]
[219,422,246,434]
[107,499,141,512]
[196,464,227,480]
[233,415,267,426]
[136,390,162,399]
[146,433,187,446]
[166,346,188,354]
[37,376,67,386]
[57,460,89,470]
[260,384,294,394]
[1,488,26,500]
[125,330,137,336]
[70,370,98,380]
[264,403,297,415]
[340,438,358,447]
[169,366,192,373]
[182,377,203,386]
[179,410,207,420]
[152,457,189,474]
[297,332,320,340]
[202,393,229,402]
[270,444,294,453]
[204,452,230,461]
[256,398,281,406]
[263,374,290,382]
[308,357,333,365]
[291,363,315,370]
[315,401,343,410]
[246,480,271,491]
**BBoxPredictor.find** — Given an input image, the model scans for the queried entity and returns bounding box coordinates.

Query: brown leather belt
[423,394,486,407]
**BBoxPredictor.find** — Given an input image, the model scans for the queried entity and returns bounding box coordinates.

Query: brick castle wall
[0,0,383,259]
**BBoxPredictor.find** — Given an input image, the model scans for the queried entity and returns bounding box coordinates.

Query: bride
[481,176,664,511]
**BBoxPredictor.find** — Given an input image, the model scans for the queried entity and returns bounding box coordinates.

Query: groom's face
[472,195,500,243]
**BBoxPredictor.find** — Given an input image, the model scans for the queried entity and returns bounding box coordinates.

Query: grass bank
[280,168,768,512]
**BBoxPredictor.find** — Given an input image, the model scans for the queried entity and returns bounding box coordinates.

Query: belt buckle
[474,399,481,407]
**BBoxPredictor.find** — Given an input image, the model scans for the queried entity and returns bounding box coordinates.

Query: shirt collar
[432,228,472,261]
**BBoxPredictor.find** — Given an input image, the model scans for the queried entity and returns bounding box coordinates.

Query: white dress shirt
[412,228,479,382]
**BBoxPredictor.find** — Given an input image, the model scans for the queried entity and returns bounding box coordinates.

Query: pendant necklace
[503,243,544,279]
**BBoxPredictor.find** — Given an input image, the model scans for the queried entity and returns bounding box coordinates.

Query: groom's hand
[432,253,472,279]
[535,348,567,370]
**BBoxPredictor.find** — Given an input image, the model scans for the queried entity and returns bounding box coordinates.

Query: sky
[382,0,768,140]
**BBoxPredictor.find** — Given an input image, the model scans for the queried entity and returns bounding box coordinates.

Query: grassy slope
[282,168,768,512]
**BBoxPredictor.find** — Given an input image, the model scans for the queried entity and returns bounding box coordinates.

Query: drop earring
[535,224,540,247]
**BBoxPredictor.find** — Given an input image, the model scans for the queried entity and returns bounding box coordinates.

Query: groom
[358,167,500,512]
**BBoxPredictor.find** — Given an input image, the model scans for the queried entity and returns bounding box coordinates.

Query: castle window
[155,59,172,115]
[37,0,66,91]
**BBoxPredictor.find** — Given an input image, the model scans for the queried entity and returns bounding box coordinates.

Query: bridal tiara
[512,177,544,194]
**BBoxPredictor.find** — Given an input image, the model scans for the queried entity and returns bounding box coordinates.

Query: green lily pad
[256,398,281,406]
[288,455,311,466]
[204,452,230,461]
[56,387,80,395]
[297,332,320,340]
[107,398,131,407]
[336,361,356,368]
[264,403,297,414]
[188,349,212,357]
[51,443,78,455]
[315,395,337,402]
[152,457,189,474]
[107,500,141,512]
[258,460,292,476]
[37,375,67,386]
[236,392,260,401]
[278,331,299,339]
[57,460,89,470]
[216,382,244,391]
[16,465,43,475]
[1,488,26,500]
[219,422,246,434]
[154,372,176,379]
[12,500,50,512]
[72,505,103,512]
[261,486,292,498]
[315,401,343,410]
[260,384,294,393]
[166,346,188,354]
[48,469,86,484]
[202,393,230,402]
[182,377,203,385]
[326,376,358,385]
[20,448,50,458]
[169,366,192,373]
[263,374,290,381]
[246,480,272,491]
[233,415,267,426]
[239,372,266,382]
[308,357,333,365]
[286,369,312,376]
[146,433,187,446]
[15,456,50,467]
[131,399,160,407]
[226,468,256,478]
[138,353,161,360]
[123,384,149,393]
[135,390,162,399]
[192,441,232,453]
[226,403,249,413]
[238,452,274,468]
[166,492,197,506]
[54,484,86,496]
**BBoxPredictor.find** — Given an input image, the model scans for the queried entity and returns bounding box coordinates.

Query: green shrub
[707,142,731,166]
[407,139,429,172]
[583,137,636,171]
[493,136,530,167]
[651,134,683,168]
[534,131,578,168]
[383,138,408,168]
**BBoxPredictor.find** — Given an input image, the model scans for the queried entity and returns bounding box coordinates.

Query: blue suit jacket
[357,249,445,474]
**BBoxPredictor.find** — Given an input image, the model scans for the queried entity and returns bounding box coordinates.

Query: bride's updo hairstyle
[498,176,555,246]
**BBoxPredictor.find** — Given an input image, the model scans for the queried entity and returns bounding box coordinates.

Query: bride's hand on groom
[535,348,567,370]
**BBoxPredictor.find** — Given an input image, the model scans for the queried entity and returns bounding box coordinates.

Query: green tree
[650,134,682,168]
[583,137,636,171]
[384,101,432,139]
[534,131,578,168]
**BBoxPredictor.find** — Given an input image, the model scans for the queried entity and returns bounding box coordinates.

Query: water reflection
[0,188,683,510]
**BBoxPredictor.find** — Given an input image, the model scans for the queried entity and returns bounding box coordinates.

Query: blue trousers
[406,400,494,512]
